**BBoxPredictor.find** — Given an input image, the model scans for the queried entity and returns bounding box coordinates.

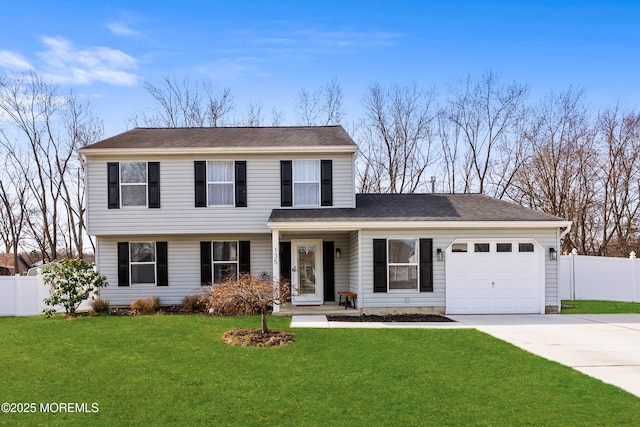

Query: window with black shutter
[281,160,292,207]
[148,162,160,208]
[373,239,387,293]
[108,162,120,209]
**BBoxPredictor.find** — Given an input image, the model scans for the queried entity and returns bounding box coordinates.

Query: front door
[291,240,324,305]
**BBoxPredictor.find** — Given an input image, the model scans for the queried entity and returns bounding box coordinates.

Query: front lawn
[0,315,638,426]
[562,300,640,314]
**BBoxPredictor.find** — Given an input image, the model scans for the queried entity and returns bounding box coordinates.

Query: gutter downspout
[558,224,572,311]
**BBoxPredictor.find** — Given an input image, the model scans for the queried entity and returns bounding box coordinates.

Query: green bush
[42,259,108,317]
[90,298,111,315]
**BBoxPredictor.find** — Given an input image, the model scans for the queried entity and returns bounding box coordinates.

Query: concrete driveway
[448,314,640,398]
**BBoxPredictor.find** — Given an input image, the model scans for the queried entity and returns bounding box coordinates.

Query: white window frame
[293,159,320,207]
[387,238,419,292]
[212,240,239,284]
[207,160,235,207]
[130,241,156,285]
[120,162,148,208]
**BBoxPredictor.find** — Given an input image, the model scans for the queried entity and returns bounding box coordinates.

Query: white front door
[291,240,324,305]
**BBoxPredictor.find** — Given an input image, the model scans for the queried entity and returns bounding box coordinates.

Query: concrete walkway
[291,313,640,398]
[449,314,640,398]
[290,315,470,329]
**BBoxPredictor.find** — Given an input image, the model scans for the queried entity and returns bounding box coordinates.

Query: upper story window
[281,160,332,207]
[293,160,320,206]
[121,162,147,207]
[194,161,247,208]
[208,161,234,206]
[108,162,160,209]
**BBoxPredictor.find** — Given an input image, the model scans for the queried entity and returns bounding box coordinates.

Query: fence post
[13,274,20,316]
[631,251,638,303]
[570,249,578,300]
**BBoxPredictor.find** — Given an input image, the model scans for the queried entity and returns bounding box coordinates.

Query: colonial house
[79,126,570,314]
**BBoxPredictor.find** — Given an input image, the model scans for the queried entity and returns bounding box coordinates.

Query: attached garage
[445,239,545,314]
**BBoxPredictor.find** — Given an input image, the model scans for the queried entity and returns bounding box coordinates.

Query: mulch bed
[221,329,294,347]
[327,314,455,322]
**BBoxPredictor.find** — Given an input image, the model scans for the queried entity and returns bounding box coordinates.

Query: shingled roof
[81,126,357,151]
[269,193,566,223]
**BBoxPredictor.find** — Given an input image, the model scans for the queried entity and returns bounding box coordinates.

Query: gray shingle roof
[81,126,357,150]
[269,193,566,223]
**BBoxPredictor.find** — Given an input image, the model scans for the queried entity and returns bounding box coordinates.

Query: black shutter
[107,162,120,209]
[373,239,387,293]
[239,240,251,274]
[200,241,212,285]
[321,160,333,206]
[117,242,129,286]
[280,160,292,207]
[279,242,291,282]
[323,241,335,301]
[148,162,160,208]
[235,161,247,207]
[194,161,207,207]
[420,238,434,292]
[156,241,168,286]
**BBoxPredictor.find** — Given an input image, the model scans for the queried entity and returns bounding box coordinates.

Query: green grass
[0,315,638,426]
[562,300,640,314]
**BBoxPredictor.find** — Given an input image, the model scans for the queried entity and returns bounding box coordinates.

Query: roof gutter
[78,145,358,156]
[268,220,573,232]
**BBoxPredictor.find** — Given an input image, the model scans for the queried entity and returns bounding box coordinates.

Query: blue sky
[1,0,638,136]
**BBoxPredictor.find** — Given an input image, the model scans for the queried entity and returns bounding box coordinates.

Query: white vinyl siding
[85,153,355,236]
[359,228,559,310]
[97,233,352,306]
[97,234,272,306]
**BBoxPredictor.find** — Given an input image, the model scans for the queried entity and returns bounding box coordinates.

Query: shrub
[42,259,108,317]
[131,296,161,315]
[205,274,291,333]
[90,298,111,315]
[181,294,206,313]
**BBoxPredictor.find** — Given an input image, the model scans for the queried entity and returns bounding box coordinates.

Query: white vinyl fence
[0,275,51,316]
[559,251,640,302]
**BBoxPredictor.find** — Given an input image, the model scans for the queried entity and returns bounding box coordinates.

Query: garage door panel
[446,240,542,314]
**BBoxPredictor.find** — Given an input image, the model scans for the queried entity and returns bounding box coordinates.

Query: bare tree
[244,103,263,127]
[358,82,438,193]
[59,92,103,257]
[0,70,101,261]
[596,106,640,256]
[135,73,234,127]
[294,79,345,126]
[447,71,529,196]
[510,88,598,254]
[270,107,285,126]
[0,157,29,270]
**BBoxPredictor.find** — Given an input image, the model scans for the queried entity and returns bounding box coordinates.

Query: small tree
[205,273,290,333]
[42,259,108,317]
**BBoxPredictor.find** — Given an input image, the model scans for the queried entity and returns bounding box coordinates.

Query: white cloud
[0,50,32,70]
[37,36,139,86]
[107,21,141,37]
[255,29,401,53]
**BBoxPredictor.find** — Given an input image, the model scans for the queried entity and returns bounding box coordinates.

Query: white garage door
[445,240,544,314]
